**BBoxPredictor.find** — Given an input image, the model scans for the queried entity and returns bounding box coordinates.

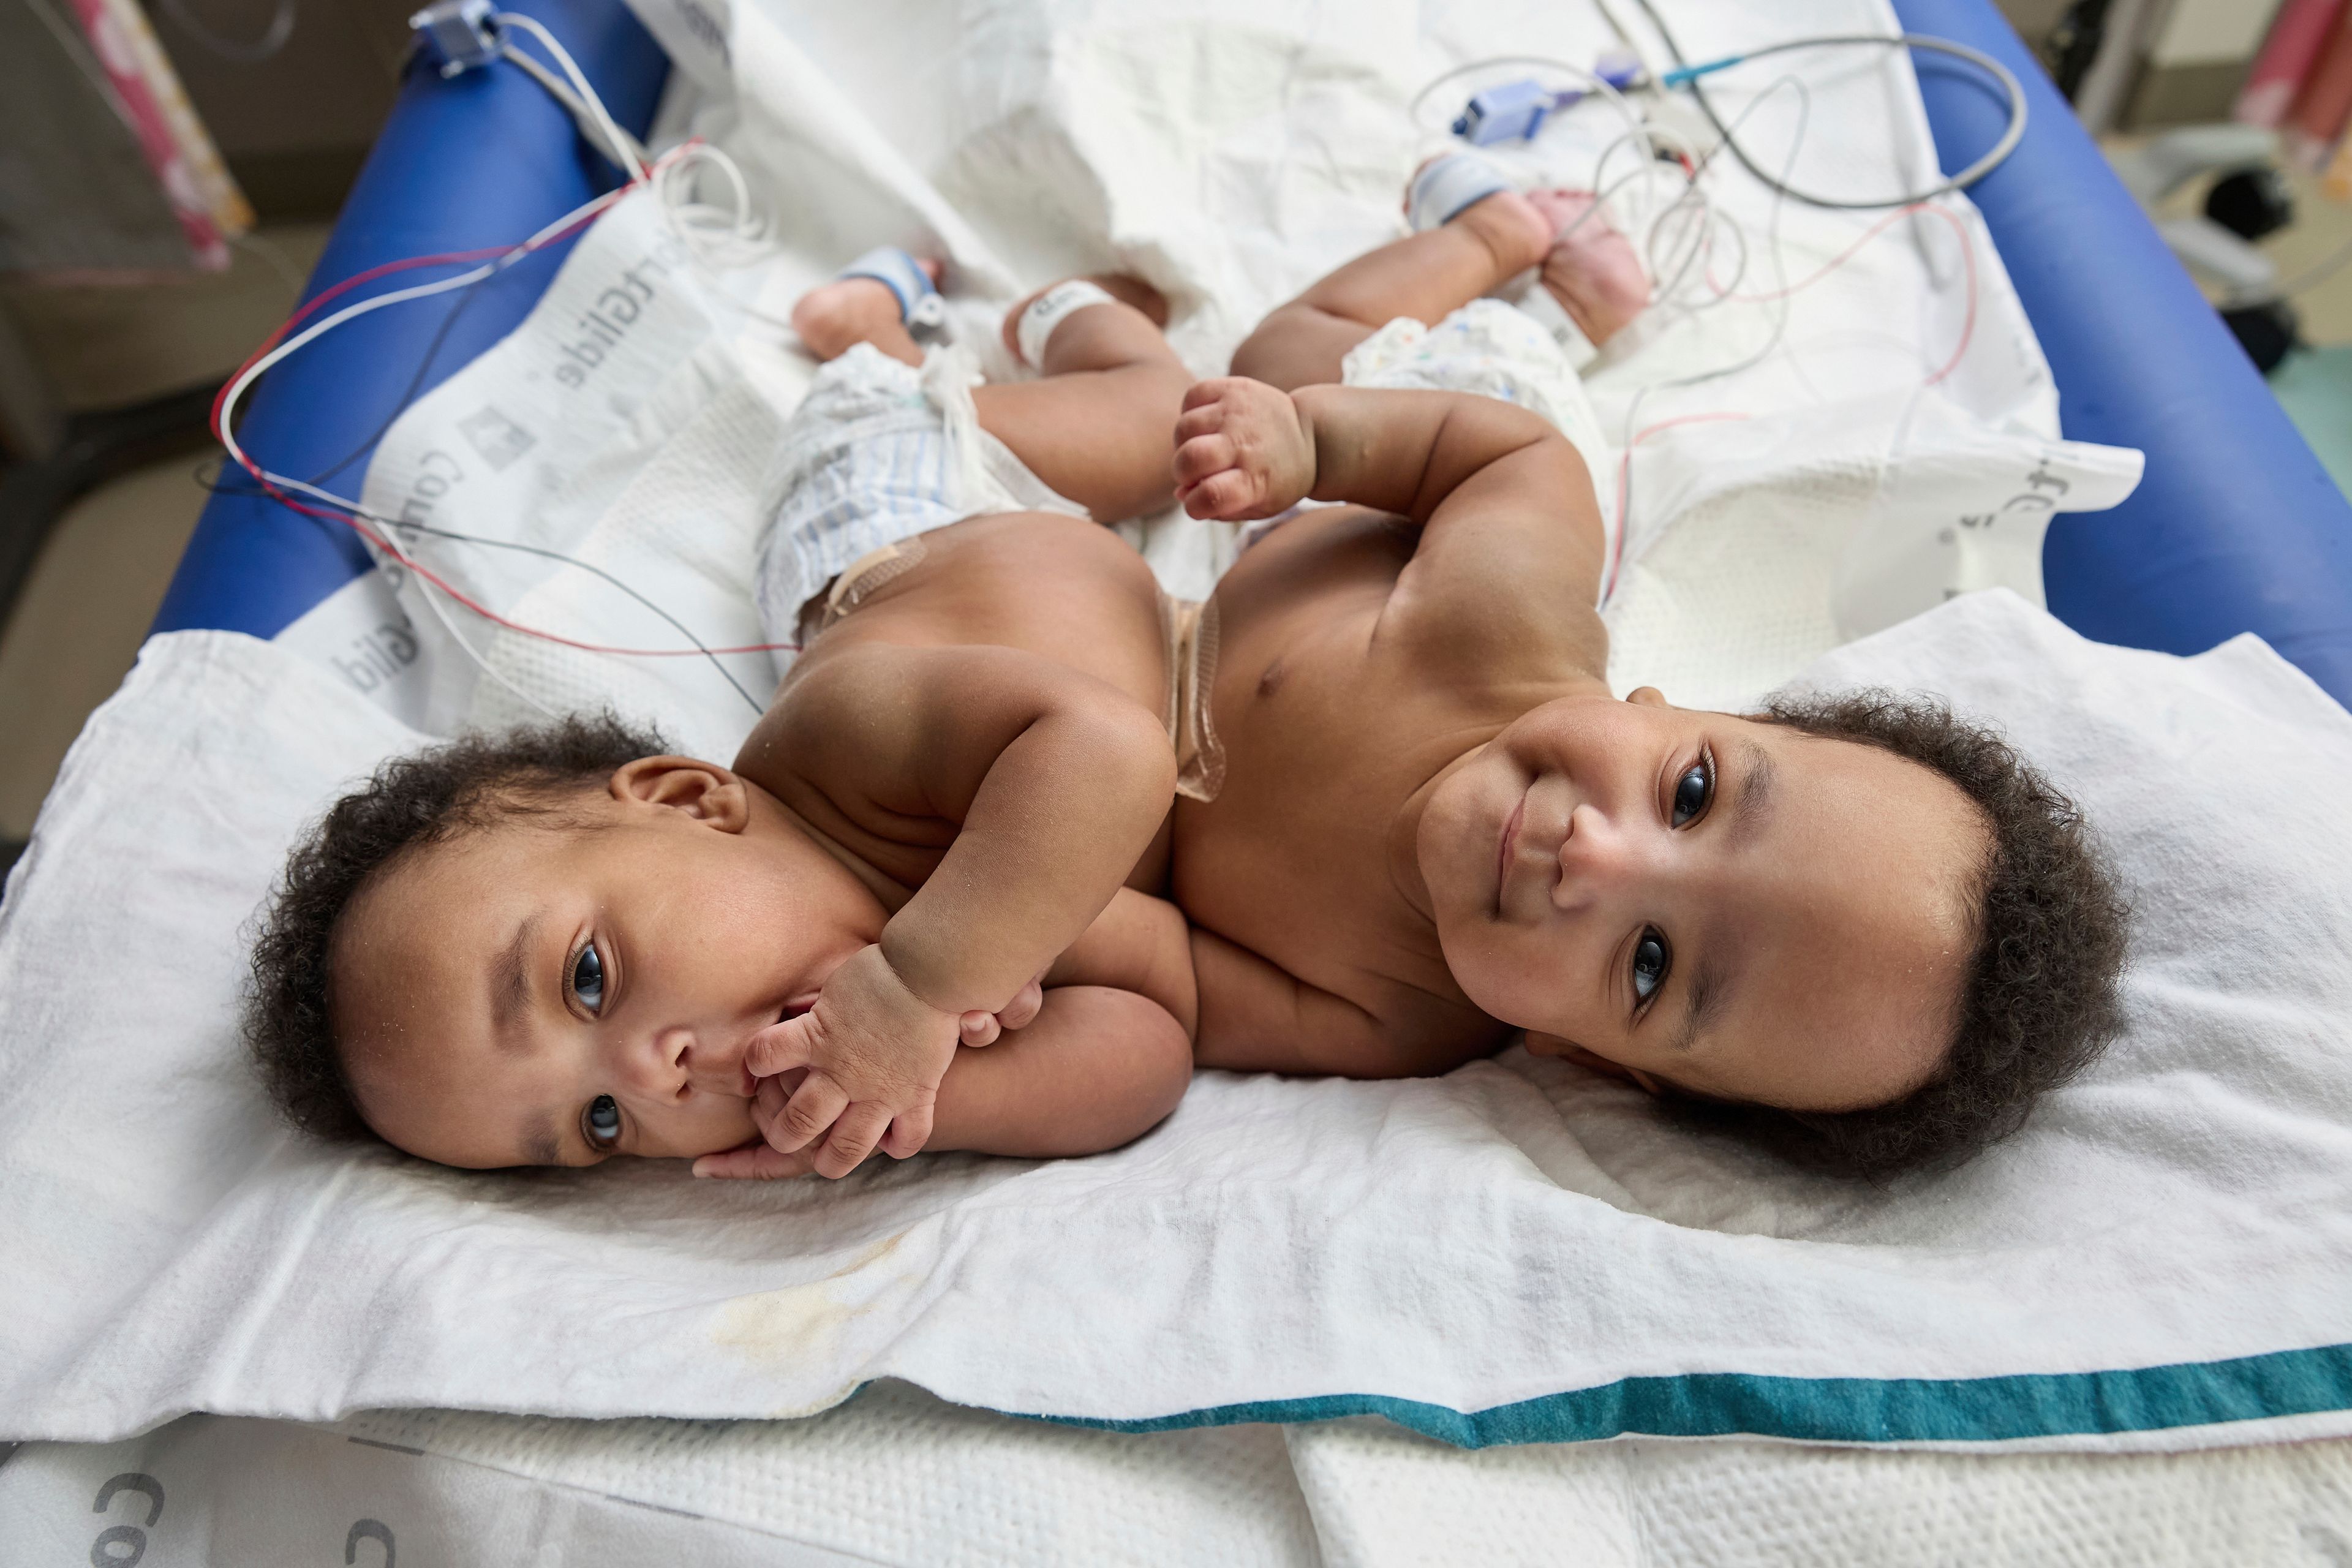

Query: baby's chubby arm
[1174,377,1608,673]
[737,643,1177,1177]
[696,889,1199,1180]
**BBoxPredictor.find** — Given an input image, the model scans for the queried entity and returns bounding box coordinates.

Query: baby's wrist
[872,930,993,1022]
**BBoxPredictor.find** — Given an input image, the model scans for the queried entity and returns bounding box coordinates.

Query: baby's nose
[1554,804,1644,902]
[632,1027,729,1098]
[676,1029,758,1097]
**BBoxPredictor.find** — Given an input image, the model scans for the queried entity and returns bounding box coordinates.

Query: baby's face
[1420,690,1986,1112]
[332,760,885,1169]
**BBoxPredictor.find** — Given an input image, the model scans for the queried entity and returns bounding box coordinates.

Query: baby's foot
[1525,189,1650,346]
[1403,156,1556,279]
[1001,273,1170,364]
[792,257,943,363]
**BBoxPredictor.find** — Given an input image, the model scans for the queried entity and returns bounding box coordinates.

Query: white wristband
[1015,280,1118,368]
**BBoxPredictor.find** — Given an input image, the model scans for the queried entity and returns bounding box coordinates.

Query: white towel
[5,592,2350,1447]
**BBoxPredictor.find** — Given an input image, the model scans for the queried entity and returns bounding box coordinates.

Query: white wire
[494,10,649,181]
[1622,4,2027,210]
[655,140,775,271]
[411,565,563,720]
[1605,75,1812,603]
[500,45,650,173]
[223,28,785,717]
[215,178,636,712]
[217,195,613,479]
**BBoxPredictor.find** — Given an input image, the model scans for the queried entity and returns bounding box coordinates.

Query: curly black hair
[245,712,668,1142]
[1666,690,2131,1179]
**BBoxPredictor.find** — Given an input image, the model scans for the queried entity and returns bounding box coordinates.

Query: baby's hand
[1173,377,1315,521]
[693,1077,818,1179]
[957,970,1044,1047]
[744,944,963,1178]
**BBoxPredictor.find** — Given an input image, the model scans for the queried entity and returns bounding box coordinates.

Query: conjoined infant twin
[249,156,2130,1185]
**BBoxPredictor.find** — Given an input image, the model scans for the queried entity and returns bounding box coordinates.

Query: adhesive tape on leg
[1016,280,1118,368]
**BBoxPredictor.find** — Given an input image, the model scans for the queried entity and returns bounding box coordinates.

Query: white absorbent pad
[9,1384,2352,1568]
[280,0,2141,754]
[6,591,2352,1449]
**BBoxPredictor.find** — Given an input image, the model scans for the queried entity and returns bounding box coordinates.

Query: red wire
[1708,201,1980,384]
[251,475,800,657]
[209,179,639,447]
[1606,412,1752,601]
[1603,203,1984,605]
[217,141,801,661]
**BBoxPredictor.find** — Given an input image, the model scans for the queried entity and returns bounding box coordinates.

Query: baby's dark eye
[582,1093,622,1152]
[1671,755,1713,827]
[1632,928,1670,1005]
[570,942,605,1014]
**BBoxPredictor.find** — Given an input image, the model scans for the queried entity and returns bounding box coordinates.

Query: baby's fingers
[881,1104,935,1161]
[998,978,1044,1032]
[770,1071,850,1153]
[743,1013,815,1079]
[1180,376,1250,415]
[812,1101,895,1180]
[1183,469,1262,521]
[959,1009,1003,1048]
[1173,431,1237,492]
[693,1141,817,1180]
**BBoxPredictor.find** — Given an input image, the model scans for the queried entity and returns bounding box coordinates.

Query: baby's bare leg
[793,270,1189,524]
[925,984,1193,1158]
[974,281,1193,523]
[1231,194,1551,391]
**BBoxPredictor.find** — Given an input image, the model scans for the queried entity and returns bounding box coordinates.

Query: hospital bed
[22,0,2348,1557]
[152,0,2352,704]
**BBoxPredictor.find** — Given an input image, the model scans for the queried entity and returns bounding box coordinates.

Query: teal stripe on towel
[1014,1341,2352,1449]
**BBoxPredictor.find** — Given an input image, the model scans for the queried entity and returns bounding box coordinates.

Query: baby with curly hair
[249,165,2128,1185]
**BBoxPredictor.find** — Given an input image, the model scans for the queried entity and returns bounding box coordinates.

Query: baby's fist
[1172,377,1315,522]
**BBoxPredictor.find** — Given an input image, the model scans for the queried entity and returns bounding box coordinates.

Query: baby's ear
[611,756,750,831]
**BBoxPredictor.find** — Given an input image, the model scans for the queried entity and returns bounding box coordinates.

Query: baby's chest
[1172,693,1452,1000]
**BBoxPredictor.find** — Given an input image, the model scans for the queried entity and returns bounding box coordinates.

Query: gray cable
[1626,1,2027,211]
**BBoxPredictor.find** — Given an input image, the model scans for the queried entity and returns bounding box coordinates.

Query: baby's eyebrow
[490,914,543,1053]
[1730,739,1776,849]
[520,1113,562,1166]
[1672,952,1729,1055]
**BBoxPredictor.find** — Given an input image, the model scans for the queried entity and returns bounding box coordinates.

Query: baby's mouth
[1496,790,1528,914]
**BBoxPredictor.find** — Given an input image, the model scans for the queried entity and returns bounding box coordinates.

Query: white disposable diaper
[754,341,1087,646]
[1342,299,1614,482]
[1338,298,1619,588]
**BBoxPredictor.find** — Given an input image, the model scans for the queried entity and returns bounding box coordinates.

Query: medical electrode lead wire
[213,149,796,715]
[216,21,805,717]
[1623,0,2027,210]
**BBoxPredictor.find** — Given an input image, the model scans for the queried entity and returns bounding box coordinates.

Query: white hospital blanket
[5,593,2352,1452]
